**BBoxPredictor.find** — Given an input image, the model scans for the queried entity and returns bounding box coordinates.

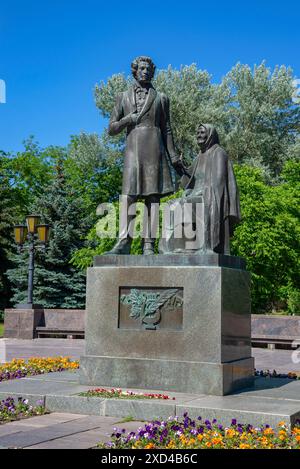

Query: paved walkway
[1,338,299,373]
[0,338,299,449]
[0,369,300,449]
[0,413,144,449]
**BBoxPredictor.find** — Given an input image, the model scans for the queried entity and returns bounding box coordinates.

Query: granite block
[43,309,85,330]
[80,355,254,395]
[81,261,254,395]
[252,315,300,341]
[45,395,105,415]
[0,393,45,407]
[103,398,177,420]
[176,395,300,428]
[84,266,251,363]
[4,309,44,339]
[93,253,246,269]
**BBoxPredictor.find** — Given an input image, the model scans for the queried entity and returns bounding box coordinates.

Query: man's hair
[131,56,156,80]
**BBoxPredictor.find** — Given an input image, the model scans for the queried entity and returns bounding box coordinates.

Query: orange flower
[260,437,268,446]
[239,443,251,449]
[263,428,274,436]
[225,428,237,438]
[278,421,287,427]
[187,438,196,446]
[211,437,223,446]
[145,443,156,449]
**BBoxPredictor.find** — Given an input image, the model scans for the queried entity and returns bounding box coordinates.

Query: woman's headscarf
[198,124,219,151]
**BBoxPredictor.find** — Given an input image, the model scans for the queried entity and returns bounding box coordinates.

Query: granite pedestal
[80,254,254,395]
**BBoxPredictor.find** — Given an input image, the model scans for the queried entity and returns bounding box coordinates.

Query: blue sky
[1,0,299,153]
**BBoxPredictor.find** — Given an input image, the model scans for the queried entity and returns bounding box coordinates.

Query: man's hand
[172,156,186,176]
[128,111,139,125]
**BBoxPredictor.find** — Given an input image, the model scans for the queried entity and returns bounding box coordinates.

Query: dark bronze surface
[106,56,179,255]
[159,124,241,255]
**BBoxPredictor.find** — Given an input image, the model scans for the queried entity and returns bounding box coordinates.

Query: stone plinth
[80,254,254,395]
[4,308,44,339]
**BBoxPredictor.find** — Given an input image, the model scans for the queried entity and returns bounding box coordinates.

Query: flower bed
[98,413,300,449]
[255,369,300,380]
[0,357,79,382]
[0,397,46,424]
[78,388,175,400]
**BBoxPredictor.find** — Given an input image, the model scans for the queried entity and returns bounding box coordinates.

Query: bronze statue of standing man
[106,56,182,255]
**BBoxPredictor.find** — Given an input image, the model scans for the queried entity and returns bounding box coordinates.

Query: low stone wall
[4,308,85,339]
[4,308,299,344]
[42,309,86,330]
[251,314,300,346]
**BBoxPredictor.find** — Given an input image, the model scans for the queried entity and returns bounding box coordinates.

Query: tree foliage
[95,62,300,177]
[231,161,299,313]
[64,132,122,213]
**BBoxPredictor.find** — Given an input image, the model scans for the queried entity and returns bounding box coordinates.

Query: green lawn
[0,322,4,338]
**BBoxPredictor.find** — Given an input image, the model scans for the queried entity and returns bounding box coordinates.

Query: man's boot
[143,240,155,255]
[105,195,136,255]
[142,195,159,256]
[105,237,132,255]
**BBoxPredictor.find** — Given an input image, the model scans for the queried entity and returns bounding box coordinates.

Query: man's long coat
[109,86,177,197]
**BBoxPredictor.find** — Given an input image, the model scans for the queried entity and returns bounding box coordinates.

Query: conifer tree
[0,152,15,311]
[7,161,89,308]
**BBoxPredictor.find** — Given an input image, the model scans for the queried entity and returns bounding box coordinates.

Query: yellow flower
[278,429,287,440]
[278,421,287,427]
[239,443,251,449]
[263,428,274,436]
[211,437,223,446]
[167,440,176,449]
[145,443,155,449]
[197,434,204,442]
[260,437,268,446]
[225,428,237,438]
[205,442,212,448]
[187,438,196,446]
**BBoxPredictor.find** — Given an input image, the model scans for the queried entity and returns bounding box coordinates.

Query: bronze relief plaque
[119,287,183,330]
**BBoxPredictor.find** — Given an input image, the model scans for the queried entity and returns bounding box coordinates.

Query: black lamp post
[13,215,50,309]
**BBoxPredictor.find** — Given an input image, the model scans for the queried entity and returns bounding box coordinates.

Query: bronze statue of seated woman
[159,124,241,255]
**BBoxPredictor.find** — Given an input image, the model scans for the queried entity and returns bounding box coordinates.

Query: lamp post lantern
[13,215,50,309]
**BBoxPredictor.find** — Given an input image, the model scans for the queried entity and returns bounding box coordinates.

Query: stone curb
[0,393,45,407]
[43,394,300,428]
